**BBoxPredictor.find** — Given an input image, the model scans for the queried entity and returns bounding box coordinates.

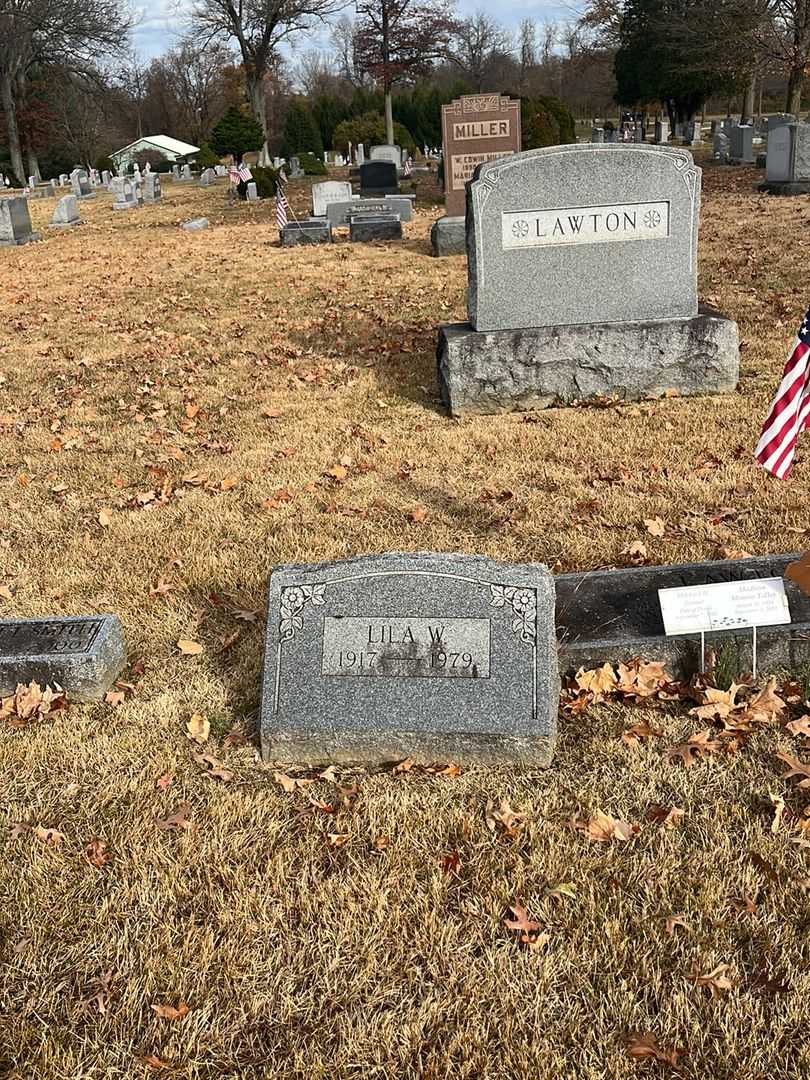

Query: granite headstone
[0,197,39,246]
[260,552,558,766]
[0,615,126,700]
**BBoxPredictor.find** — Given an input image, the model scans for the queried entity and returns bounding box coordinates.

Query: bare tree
[295,47,337,95]
[190,0,345,164]
[452,11,512,91]
[331,15,369,86]
[0,0,129,181]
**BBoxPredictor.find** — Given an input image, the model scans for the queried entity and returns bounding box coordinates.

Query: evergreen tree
[282,99,324,156]
[210,106,264,161]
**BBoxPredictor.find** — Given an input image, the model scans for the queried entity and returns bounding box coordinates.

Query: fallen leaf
[84,837,111,867]
[408,506,428,523]
[575,811,640,842]
[776,750,810,787]
[158,803,192,831]
[185,714,210,744]
[687,962,735,997]
[769,790,787,833]
[664,913,691,935]
[393,757,415,774]
[485,798,527,840]
[575,662,618,701]
[442,850,461,875]
[151,1002,190,1021]
[155,773,173,791]
[646,804,685,829]
[666,729,722,767]
[98,508,113,528]
[504,901,548,948]
[33,825,64,846]
[545,882,577,903]
[177,639,203,656]
[644,516,666,537]
[327,832,349,847]
[624,1032,687,1067]
[273,771,315,793]
[622,540,648,564]
[786,715,810,736]
[140,1055,174,1070]
[622,719,664,746]
[192,752,233,782]
[786,551,810,597]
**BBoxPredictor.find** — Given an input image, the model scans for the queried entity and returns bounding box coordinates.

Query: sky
[132,0,577,63]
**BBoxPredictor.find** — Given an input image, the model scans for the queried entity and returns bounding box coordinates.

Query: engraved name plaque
[502,200,670,250]
[321,617,491,678]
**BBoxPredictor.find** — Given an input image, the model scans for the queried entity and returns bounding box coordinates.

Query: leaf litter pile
[3,162,810,1078]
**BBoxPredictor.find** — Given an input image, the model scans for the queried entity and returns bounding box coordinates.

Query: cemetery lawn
[3,163,810,1079]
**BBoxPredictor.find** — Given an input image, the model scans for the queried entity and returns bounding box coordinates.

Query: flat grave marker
[0,615,126,700]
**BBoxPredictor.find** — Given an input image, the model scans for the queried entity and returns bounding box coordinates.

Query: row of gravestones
[3,550,809,767]
[280,160,410,247]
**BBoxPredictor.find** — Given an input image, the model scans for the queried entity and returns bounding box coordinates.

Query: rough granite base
[430,215,466,256]
[758,180,810,195]
[349,216,402,242]
[281,220,332,246]
[437,306,740,414]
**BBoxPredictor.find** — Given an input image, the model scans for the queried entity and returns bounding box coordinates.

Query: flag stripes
[755,310,810,479]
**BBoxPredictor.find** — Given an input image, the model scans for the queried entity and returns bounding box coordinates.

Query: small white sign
[658,577,791,637]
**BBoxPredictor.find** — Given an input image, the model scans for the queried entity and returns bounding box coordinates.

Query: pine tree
[210,106,264,161]
[282,100,324,157]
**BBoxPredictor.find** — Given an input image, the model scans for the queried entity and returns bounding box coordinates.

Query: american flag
[237,162,253,183]
[755,306,810,479]
[276,181,289,232]
[402,157,412,176]
[228,165,239,184]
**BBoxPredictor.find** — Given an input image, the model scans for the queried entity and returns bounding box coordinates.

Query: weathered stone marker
[281,219,332,246]
[437,144,740,413]
[433,92,521,256]
[260,553,558,766]
[312,179,354,216]
[761,122,810,194]
[49,195,82,228]
[349,212,402,242]
[359,161,399,196]
[0,615,126,700]
[0,197,39,246]
[556,554,810,678]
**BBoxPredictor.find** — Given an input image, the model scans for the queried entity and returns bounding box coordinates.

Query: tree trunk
[384,89,394,146]
[27,150,40,183]
[246,68,270,165]
[742,74,755,126]
[787,65,804,115]
[0,71,25,184]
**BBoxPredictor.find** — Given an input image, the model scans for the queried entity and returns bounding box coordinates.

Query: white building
[111,135,201,170]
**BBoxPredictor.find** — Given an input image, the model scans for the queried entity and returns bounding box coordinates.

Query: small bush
[521,96,577,150]
[195,143,221,169]
[95,155,114,174]
[298,152,327,176]
[240,165,279,200]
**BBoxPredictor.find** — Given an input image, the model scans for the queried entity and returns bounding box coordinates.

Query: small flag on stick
[402,157,412,177]
[276,181,289,232]
[237,162,253,183]
[755,306,810,479]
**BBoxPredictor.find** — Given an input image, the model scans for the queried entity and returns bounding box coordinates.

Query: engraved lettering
[502,200,670,250]
[323,617,491,679]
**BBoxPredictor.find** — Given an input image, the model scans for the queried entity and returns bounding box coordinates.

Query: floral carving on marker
[490,585,537,645]
[643,209,662,229]
[279,584,326,640]
[511,219,529,239]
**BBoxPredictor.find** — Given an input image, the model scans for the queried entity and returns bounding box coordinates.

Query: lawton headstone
[49,195,81,228]
[761,122,810,194]
[0,197,39,246]
[260,553,558,766]
[349,211,402,243]
[433,93,522,256]
[0,615,126,700]
[437,145,740,413]
[311,179,354,217]
[281,219,332,246]
[556,554,810,678]
[359,161,399,196]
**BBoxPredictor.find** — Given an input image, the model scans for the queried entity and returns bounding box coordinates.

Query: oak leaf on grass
[775,750,810,787]
[177,639,203,656]
[158,804,193,831]
[687,962,735,997]
[151,1002,190,1021]
[185,714,210,744]
[624,1032,687,1068]
[666,729,722,767]
[574,811,640,842]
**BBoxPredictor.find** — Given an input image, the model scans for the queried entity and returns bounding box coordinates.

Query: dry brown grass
[2,161,810,1079]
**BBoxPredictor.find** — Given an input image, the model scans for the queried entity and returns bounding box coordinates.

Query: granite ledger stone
[467,144,700,331]
[260,552,558,766]
[0,615,126,699]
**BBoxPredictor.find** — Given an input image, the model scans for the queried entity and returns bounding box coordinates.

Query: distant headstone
[246,181,258,201]
[172,165,180,180]
[289,156,303,179]
[440,95,521,220]
[199,168,216,186]
[713,132,730,163]
[349,212,402,242]
[0,197,39,246]
[768,114,795,135]
[59,173,68,186]
[260,552,558,766]
[324,195,413,227]
[142,174,162,203]
[359,161,399,197]
[437,145,740,413]
[730,125,754,164]
[182,217,209,231]
[761,122,810,194]
[181,164,192,181]
[102,169,111,187]
[591,127,604,143]
[70,169,95,199]
[281,219,332,246]
[0,615,126,700]
[49,195,81,228]
[355,144,365,165]
[685,120,702,145]
[369,144,401,170]
[311,179,354,216]
[110,177,138,211]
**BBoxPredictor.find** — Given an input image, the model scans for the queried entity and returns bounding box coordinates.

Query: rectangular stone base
[437,306,739,414]
[0,232,40,247]
[281,220,332,246]
[349,215,402,242]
